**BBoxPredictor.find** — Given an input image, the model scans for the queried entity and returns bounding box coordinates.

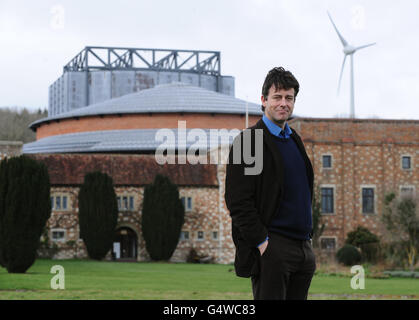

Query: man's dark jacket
[224,118,314,278]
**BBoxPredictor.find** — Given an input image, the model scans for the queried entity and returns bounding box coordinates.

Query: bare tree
[0,107,47,143]
[382,192,419,271]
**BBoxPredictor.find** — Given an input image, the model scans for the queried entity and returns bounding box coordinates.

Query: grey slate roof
[23,128,241,154]
[30,82,263,129]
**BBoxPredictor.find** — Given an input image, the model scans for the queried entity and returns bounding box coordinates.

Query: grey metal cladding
[22,128,240,154]
[31,82,262,129]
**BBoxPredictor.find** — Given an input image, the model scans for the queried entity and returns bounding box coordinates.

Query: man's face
[261,85,295,124]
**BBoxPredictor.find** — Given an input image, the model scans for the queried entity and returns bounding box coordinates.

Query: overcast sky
[1,0,418,120]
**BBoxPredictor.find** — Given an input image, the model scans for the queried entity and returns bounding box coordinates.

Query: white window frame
[320,184,336,215]
[401,154,413,171]
[211,231,219,240]
[181,196,193,212]
[129,196,135,211]
[319,236,337,251]
[180,230,190,241]
[321,153,333,170]
[51,228,66,243]
[122,196,128,211]
[399,185,416,199]
[360,185,377,215]
[196,231,204,241]
[51,193,71,211]
[62,195,68,210]
[117,194,135,211]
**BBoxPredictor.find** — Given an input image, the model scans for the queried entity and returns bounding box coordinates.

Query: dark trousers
[251,232,316,300]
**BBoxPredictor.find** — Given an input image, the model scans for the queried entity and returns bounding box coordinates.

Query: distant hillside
[0,107,48,143]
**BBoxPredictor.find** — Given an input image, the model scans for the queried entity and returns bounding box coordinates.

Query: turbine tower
[327,11,376,118]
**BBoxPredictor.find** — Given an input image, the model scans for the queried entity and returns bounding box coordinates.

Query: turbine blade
[337,55,347,95]
[355,42,376,51]
[327,11,348,47]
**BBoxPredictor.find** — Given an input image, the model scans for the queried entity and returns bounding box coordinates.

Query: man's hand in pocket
[258,240,269,256]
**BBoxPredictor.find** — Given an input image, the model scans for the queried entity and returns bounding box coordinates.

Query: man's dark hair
[261,67,300,112]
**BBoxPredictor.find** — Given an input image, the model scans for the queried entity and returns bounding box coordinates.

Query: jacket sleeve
[224,131,268,248]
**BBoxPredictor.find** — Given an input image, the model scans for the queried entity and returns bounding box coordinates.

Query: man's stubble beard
[272,112,291,129]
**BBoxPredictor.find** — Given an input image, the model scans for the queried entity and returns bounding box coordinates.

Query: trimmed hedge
[78,171,118,260]
[0,155,51,273]
[346,226,380,262]
[336,244,362,266]
[142,174,184,261]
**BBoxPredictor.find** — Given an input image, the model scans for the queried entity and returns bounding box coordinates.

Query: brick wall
[291,118,419,248]
[35,113,261,140]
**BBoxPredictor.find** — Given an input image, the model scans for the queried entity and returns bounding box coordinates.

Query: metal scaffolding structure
[63,46,221,76]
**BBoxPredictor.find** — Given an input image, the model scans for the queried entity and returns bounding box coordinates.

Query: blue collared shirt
[262,114,292,139]
[257,115,293,248]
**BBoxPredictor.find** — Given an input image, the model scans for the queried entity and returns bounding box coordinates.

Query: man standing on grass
[225,67,316,300]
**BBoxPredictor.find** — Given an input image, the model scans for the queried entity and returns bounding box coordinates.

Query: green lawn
[0,259,417,300]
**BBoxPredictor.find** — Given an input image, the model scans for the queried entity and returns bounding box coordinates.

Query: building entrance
[112,227,138,260]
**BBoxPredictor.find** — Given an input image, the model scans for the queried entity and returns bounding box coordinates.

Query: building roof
[22,128,240,154]
[28,153,219,187]
[30,82,262,130]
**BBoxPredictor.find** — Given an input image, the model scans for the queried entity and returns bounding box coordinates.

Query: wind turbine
[327,11,376,118]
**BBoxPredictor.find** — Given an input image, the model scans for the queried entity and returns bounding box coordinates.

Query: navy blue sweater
[268,134,313,240]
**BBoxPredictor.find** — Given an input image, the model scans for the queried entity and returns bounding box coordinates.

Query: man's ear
[260,95,266,107]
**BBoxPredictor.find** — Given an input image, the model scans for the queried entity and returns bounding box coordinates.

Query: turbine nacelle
[343,45,356,55]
